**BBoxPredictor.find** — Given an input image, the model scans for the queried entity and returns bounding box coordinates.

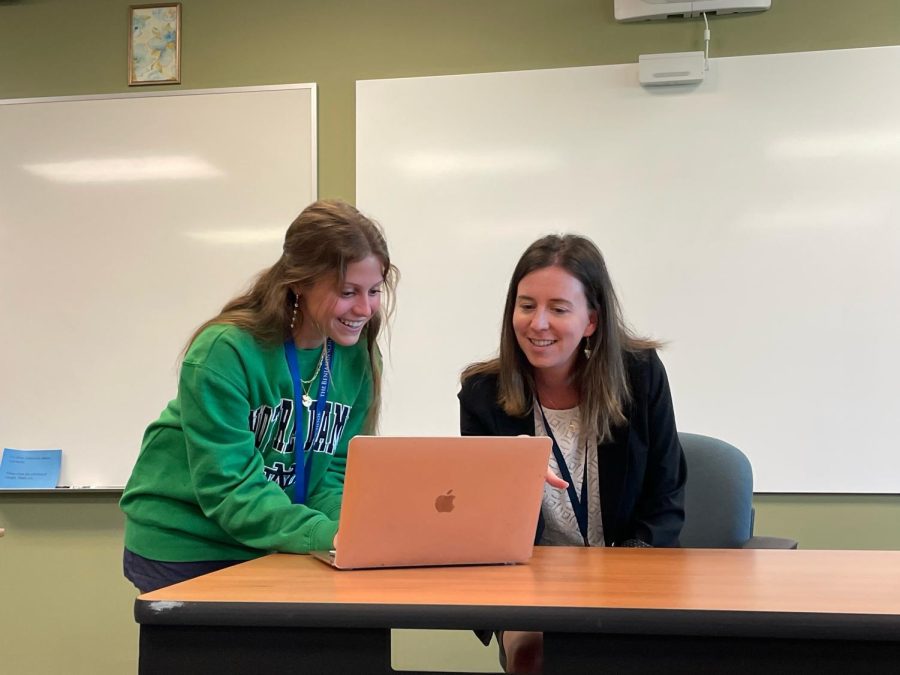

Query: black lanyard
[536,399,589,546]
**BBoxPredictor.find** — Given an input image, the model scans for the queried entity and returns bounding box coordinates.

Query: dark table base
[140,625,900,675]
[545,632,900,674]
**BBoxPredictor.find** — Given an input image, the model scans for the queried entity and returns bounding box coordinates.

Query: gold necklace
[299,344,326,408]
[537,393,580,434]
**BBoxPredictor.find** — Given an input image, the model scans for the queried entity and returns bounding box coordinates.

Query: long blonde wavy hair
[187,199,398,432]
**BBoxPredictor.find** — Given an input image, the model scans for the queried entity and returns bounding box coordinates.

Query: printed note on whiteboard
[0,448,62,488]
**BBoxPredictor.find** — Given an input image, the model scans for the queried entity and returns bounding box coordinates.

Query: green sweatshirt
[120,324,374,562]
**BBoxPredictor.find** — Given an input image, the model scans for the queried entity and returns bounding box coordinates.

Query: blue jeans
[123,548,242,593]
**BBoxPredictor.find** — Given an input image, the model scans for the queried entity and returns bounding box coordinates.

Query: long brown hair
[187,199,398,432]
[461,234,658,442]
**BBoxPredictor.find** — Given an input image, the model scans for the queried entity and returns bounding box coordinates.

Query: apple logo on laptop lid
[434,489,455,513]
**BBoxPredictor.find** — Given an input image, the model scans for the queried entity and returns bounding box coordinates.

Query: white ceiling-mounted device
[639,51,705,85]
[615,0,771,22]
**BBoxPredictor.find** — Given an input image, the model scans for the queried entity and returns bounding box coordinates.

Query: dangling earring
[289,293,300,330]
[584,336,593,360]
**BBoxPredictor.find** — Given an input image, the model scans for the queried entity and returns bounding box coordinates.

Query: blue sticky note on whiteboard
[0,448,62,488]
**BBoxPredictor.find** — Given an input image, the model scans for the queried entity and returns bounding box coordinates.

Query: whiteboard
[357,47,900,493]
[0,84,316,487]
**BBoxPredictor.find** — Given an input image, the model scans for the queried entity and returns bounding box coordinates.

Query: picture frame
[128,3,181,86]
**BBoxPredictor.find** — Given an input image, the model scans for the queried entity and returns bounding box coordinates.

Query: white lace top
[534,405,604,546]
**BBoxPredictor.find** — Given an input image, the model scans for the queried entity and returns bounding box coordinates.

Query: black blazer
[458,349,686,547]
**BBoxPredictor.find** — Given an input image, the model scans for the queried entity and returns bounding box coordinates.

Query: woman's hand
[518,435,567,489]
[545,468,568,489]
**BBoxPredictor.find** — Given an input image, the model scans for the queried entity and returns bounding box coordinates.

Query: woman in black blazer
[458,234,686,673]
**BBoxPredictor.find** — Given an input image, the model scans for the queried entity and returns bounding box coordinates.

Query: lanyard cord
[284,339,335,504]
[536,398,589,546]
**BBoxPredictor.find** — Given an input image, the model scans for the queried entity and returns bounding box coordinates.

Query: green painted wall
[2,1,898,673]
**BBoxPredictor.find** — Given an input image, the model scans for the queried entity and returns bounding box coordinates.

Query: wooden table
[135,547,900,674]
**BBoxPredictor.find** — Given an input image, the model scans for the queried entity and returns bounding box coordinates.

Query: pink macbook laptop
[310,436,551,570]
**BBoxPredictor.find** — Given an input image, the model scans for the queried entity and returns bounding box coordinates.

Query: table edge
[134,599,900,642]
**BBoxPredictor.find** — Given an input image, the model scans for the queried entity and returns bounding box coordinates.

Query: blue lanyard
[536,399,589,546]
[284,339,334,504]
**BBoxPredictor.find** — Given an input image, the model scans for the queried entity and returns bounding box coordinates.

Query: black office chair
[678,432,798,549]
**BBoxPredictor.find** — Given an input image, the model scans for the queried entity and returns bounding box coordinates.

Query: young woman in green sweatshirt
[120,199,397,592]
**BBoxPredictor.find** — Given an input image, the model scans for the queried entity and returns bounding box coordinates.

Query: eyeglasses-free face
[512,265,597,383]
[293,254,384,348]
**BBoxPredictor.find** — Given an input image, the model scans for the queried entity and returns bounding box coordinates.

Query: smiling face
[512,265,598,381]
[293,254,385,348]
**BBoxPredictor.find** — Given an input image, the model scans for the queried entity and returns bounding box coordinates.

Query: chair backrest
[678,432,754,548]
